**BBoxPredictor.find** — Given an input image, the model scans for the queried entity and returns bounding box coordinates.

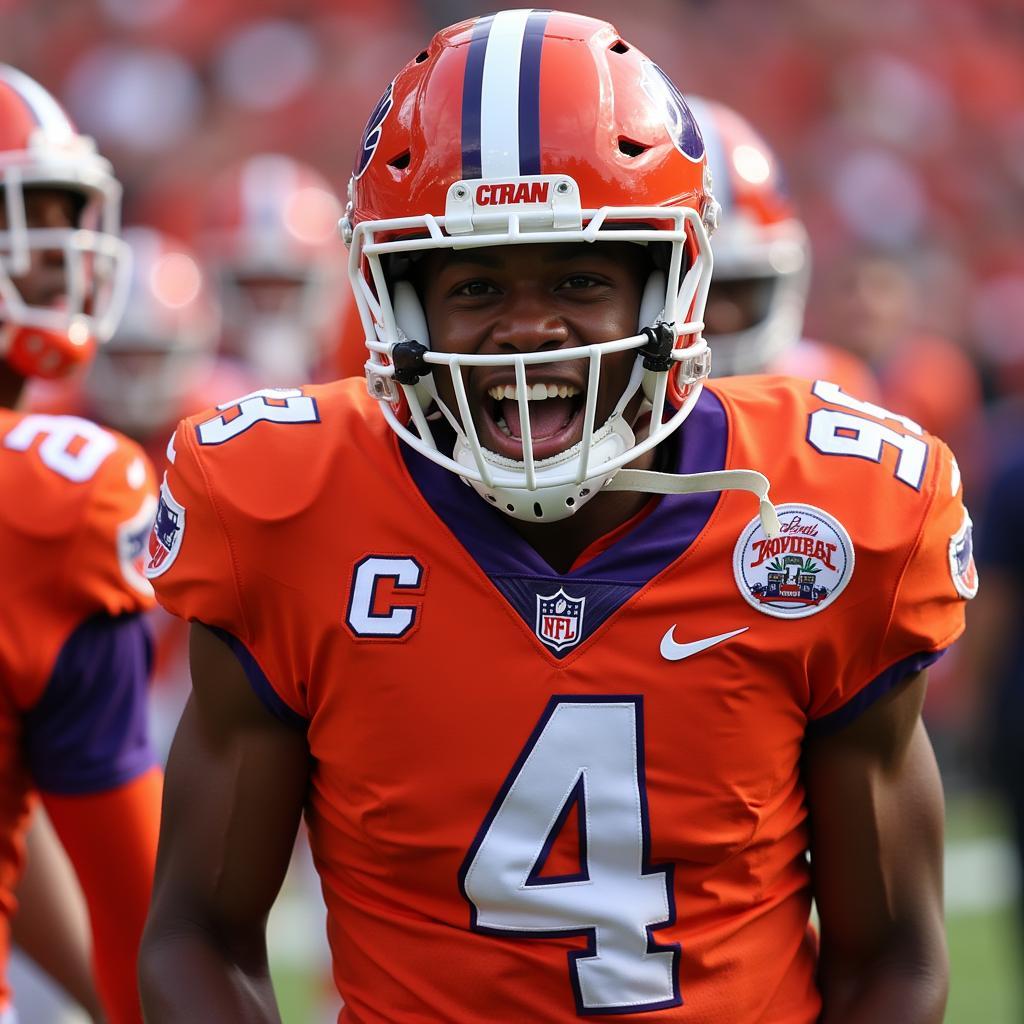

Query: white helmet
[687,97,810,376]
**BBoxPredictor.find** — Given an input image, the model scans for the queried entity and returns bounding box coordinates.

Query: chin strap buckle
[639,322,676,372]
[391,340,432,386]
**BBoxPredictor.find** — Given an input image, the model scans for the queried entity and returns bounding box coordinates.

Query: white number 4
[460,698,681,1014]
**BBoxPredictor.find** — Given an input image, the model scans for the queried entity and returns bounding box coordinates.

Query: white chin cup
[453,414,637,522]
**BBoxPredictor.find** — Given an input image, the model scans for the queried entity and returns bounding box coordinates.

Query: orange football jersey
[149,376,972,1023]
[0,409,157,1009]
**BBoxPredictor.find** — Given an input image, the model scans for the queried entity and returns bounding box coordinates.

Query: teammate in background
[29,225,256,755]
[140,13,971,1023]
[688,96,880,400]
[199,153,348,387]
[0,64,161,1023]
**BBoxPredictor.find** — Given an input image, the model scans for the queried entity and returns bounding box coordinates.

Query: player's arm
[11,806,105,1022]
[138,622,309,1023]
[25,612,163,1024]
[805,670,947,1024]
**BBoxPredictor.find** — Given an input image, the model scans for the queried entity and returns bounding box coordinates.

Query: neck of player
[505,442,659,574]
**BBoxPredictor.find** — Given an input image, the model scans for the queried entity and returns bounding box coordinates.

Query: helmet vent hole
[486,494,496,503]
[609,39,630,54]
[506,504,515,513]
[388,151,411,171]
[618,137,647,158]
[415,50,429,63]
[533,502,544,518]
[565,497,575,507]
[580,488,591,497]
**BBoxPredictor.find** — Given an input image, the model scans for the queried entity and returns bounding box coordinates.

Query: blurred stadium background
[2,0,1022,1020]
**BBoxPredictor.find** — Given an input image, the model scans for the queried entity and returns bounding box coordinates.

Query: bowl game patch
[733,504,854,619]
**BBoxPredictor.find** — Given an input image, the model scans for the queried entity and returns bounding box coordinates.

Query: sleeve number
[808,380,929,489]
[195,388,320,445]
[460,698,680,1015]
[3,414,116,482]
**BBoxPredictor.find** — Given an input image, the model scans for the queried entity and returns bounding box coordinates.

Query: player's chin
[476,398,587,463]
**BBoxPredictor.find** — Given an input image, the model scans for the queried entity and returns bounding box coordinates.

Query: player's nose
[488,286,570,355]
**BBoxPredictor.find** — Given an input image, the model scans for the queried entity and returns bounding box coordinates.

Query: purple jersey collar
[400,387,728,584]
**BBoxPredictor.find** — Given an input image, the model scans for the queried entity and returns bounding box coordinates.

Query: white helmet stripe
[0,64,76,141]
[479,9,535,179]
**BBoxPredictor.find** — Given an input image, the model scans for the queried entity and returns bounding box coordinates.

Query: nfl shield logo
[535,588,586,652]
[145,477,186,579]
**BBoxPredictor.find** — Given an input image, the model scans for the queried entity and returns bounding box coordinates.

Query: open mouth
[479,380,587,461]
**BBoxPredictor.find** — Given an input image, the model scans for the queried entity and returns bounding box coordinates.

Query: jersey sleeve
[807,440,975,734]
[144,419,309,724]
[144,424,250,641]
[71,431,159,619]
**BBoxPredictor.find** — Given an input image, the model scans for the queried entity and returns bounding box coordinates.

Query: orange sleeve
[879,440,975,658]
[42,767,163,1024]
[144,424,250,643]
[807,439,974,732]
[144,412,311,723]
[69,429,159,621]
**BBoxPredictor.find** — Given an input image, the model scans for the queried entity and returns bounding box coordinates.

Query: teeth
[486,383,580,401]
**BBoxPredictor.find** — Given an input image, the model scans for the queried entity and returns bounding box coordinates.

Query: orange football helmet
[0,64,130,379]
[686,97,810,376]
[200,153,345,384]
[344,11,720,522]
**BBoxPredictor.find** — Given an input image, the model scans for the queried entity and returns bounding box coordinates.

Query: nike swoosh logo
[659,626,749,662]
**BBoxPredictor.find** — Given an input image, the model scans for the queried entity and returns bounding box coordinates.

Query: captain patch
[734,504,854,619]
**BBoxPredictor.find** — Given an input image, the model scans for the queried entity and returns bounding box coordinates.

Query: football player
[688,95,880,399]
[140,13,971,1023]
[0,65,162,1023]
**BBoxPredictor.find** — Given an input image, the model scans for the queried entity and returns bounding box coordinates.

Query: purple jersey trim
[23,613,156,796]
[207,626,308,731]
[806,648,946,738]
[400,389,728,655]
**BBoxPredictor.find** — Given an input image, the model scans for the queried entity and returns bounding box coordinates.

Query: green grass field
[945,793,1022,1023]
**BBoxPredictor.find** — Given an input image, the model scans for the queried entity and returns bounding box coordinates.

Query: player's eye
[557,274,604,291]
[451,279,498,298]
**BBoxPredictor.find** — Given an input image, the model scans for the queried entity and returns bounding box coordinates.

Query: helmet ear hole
[392,279,430,349]
[638,270,666,330]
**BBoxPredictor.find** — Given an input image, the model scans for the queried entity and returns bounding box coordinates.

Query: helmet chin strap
[605,467,782,538]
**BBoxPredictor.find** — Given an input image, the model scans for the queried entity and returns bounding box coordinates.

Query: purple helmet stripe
[460,14,494,180]
[516,10,550,176]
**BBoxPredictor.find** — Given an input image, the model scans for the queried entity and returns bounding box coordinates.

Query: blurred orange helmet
[0,64,131,378]
[343,10,719,522]
[686,97,810,376]
[200,152,344,384]
[84,226,219,436]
